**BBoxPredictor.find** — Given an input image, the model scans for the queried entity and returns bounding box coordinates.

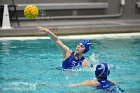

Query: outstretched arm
[69,80,97,87]
[38,27,71,59]
[38,80,99,89]
[39,81,90,87]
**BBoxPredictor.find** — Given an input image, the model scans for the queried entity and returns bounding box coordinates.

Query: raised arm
[38,27,71,59]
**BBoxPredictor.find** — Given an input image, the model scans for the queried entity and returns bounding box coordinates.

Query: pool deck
[0,33,140,41]
[0,19,140,37]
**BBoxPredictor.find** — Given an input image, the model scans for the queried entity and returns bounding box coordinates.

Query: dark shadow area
[0,6,3,27]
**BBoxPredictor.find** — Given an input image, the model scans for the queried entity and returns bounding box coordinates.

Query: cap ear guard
[80,40,92,54]
[95,70,110,77]
[108,70,110,76]
[95,63,110,77]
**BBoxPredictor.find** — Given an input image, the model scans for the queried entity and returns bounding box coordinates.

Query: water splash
[0,81,36,92]
[89,52,99,65]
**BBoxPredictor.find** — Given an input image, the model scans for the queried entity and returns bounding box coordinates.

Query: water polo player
[38,27,92,69]
[69,63,124,92]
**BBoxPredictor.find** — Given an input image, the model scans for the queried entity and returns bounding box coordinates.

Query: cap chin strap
[75,54,79,60]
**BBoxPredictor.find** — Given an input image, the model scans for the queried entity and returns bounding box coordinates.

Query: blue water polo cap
[80,40,92,54]
[95,63,110,77]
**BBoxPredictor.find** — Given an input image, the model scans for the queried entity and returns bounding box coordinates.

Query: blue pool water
[0,35,140,93]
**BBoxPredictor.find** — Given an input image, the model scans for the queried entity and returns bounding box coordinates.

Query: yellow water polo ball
[24,4,39,19]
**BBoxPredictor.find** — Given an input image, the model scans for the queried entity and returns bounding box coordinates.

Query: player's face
[75,43,85,54]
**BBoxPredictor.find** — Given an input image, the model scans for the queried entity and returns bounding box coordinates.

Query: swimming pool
[0,33,140,93]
